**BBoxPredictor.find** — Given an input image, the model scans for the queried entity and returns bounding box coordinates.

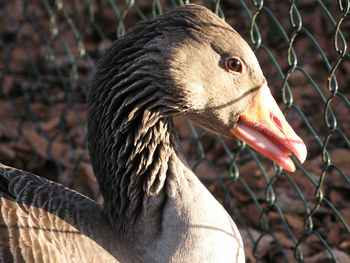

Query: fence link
[0,0,349,262]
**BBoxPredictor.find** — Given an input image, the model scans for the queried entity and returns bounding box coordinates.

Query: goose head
[137,4,307,172]
[87,4,307,230]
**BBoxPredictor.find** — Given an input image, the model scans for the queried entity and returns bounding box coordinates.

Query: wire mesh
[0,0,349,262]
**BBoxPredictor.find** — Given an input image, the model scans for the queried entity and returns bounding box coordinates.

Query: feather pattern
[0,164,124,262]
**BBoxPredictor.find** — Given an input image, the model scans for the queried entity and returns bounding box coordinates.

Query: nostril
[270,113,284,132]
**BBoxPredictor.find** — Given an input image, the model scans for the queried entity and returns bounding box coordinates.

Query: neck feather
[114,114,178,233]
[88,76,181,235]
[87,19,187,235]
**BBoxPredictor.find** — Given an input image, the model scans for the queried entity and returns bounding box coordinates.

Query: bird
[0,4,307,263]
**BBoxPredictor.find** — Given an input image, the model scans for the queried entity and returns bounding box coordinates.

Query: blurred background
[0,0,349,262]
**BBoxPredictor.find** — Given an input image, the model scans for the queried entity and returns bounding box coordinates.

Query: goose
[0,4,307,263]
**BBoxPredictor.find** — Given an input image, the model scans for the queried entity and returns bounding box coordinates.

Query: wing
[0,163,120,263]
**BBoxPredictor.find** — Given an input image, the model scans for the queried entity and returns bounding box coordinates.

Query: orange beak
[231,82,307,172]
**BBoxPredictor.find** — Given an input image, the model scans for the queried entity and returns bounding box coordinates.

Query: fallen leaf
[305,249,350,263]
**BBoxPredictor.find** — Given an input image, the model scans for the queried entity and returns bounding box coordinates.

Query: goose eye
[225,57,243,73]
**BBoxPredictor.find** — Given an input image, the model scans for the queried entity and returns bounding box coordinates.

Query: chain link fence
[0,0,349,262]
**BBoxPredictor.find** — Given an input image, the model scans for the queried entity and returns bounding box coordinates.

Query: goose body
[0,4,306,263]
